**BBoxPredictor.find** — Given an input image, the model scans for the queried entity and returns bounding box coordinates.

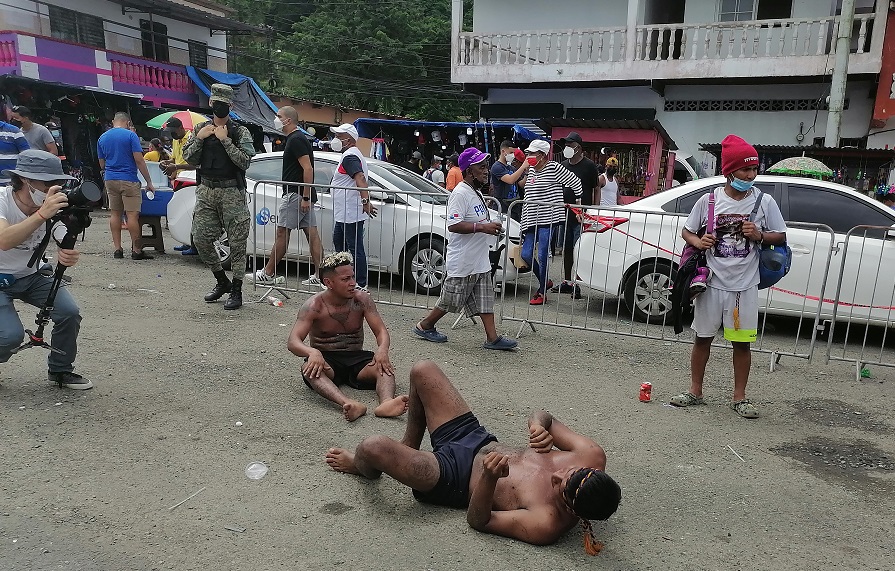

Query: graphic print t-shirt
[684,187,786,291]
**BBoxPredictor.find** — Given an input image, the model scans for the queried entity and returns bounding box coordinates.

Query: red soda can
[639,382,652,402]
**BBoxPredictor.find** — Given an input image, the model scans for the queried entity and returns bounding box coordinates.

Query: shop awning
[1,75,143,100]
[111,0,266,34]
[186,67,279,129]
[353,118,547,142]
[699,143,895,160]
[536,118,678,150]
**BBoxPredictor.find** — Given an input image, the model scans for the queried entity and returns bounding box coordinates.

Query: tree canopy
[218,0,478,120]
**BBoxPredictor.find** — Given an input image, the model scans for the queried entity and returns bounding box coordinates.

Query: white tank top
[601,175,619,206]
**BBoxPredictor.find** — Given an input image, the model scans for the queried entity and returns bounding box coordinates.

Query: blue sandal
[483,336,518,351]
[413,325,448,343]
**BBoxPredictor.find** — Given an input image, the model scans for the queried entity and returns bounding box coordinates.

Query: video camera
[27,180,102,269]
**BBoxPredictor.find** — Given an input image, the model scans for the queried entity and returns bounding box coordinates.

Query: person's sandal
[413,325,448,343]
[730,399,759,419]
[483,336,518,351]
[669,392,705,407]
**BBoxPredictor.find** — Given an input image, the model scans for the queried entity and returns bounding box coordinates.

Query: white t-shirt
[0,186,46,278]
[684,187,787,291]
[426,168,445,186]
[331,147,369,224]
[445,181,493,278]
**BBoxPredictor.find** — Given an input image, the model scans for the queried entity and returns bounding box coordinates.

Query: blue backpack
[749,191,792,289]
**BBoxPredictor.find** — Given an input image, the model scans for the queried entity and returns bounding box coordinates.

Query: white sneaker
[301,275,324,288]
[355,285,369,293]
[248,269,285,285]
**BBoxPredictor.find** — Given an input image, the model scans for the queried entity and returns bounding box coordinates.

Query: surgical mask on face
[27,181,47,206]
[562,146,575,159]
[526,156,539,167]
[329,137,343,152]
[273,117,284,131]
[211,102,230,119]
[729,175,754,192]
[505,153,515,164]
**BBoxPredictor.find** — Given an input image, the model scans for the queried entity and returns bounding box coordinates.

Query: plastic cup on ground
[245,461,268,480]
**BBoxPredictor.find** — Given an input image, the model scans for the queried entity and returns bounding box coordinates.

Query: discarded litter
[726,444,746,463]
[860,367,872,378]
[235,421,243,427]
[18,406,25,410]
[107,284,116,289]
[54,402,62,407]
[223,525,246,533]
[167,486,206,511]
[136,288,161,294]
[245,461,269,480]
[267,296,284,307]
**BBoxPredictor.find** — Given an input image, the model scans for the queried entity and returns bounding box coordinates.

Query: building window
[188,40,208,69]
[48,5,105,49]
[718,0,755,22]
[140,19,169,62]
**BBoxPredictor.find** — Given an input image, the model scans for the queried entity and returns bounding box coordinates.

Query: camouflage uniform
[181,111,255,274]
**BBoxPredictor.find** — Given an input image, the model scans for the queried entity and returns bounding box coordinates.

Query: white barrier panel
[825,224,895,380]
[498,198,838,368]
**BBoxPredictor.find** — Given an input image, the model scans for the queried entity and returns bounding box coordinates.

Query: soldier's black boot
[205,271,231,302]
[224,279,243,310]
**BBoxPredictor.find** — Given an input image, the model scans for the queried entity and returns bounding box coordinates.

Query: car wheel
[623,260,674,324]
[404,237,447,295]
[190,232,232,271]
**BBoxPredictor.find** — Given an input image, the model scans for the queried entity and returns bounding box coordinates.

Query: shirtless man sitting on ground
[287,252,408,421]
[326,360,621,553]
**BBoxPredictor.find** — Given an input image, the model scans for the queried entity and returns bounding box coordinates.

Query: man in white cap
[0,150,92,389]
[329,123,376,291]
[520,139,581,306]
[424,155,445,188]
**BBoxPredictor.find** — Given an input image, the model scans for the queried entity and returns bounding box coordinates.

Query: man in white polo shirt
[412,148,518,351]
[329,124,376,291]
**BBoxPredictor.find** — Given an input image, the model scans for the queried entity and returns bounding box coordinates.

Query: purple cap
[458,148,490,171]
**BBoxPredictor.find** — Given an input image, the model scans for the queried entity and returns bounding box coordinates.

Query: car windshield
[369,163,449,205]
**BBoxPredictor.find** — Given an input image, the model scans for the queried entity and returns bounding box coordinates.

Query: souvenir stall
[353,118,547,170]
[537,118,679,203]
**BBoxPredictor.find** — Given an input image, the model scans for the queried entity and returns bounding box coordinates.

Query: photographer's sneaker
[49,371,93,390]
[248,269,285,285]
[302,275,324,289]
[689,267,712,298]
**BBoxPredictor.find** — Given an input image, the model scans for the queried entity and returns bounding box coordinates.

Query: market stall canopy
[767,156,833,179]
[186,67,279,130]
[536,118,678,150]
[353,118,548,142]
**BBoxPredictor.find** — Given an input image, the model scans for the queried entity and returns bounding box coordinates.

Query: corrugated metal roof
[536,118,677,150]
[699,143,895,158]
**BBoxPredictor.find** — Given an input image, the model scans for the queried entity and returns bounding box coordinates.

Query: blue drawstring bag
[749,191,792,289]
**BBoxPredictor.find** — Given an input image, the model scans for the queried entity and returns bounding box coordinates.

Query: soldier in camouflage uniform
[182,84,255,309]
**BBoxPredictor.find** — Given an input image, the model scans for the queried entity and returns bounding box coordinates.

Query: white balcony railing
[453,10,883,83]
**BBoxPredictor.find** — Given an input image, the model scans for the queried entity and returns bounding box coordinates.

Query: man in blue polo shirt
[0,120,30,185]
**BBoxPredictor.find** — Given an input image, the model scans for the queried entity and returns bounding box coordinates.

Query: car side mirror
[369,190,391,202]
[888,225,895,240]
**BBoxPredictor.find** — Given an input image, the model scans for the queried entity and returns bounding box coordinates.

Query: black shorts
[412,412,498,509]
[303,350,375,389]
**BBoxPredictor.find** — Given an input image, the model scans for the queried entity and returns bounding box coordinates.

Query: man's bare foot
[325,448,361,475]
[374,395,409,418]
[342,400,367,422]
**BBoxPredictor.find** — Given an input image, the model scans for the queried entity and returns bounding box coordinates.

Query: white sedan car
[167,151,519,295]
[574,175,895,326]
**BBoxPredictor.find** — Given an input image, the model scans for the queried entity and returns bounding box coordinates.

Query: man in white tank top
[599,158,619,206]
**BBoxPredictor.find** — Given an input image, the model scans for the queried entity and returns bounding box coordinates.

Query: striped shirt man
[0,121,30,184]
[520,161,582,231]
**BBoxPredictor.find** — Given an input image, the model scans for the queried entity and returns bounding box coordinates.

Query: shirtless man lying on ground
[287,252,408,421]
[326,360,621,553]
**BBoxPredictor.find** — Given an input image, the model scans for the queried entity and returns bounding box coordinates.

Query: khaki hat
[209,83,234,104]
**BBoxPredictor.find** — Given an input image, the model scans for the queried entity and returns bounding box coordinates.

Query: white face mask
[562,146,576,159]
[27,181,47,206]
[329,137,343,153]
[273,117,284,131]
[505,153,515,164]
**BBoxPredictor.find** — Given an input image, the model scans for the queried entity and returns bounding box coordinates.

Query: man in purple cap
[412,148,518,351]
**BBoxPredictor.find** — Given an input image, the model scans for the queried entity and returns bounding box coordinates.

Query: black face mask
[607,167,617,177]
[470,177,487,191]
[211,102,230,119]
[10,119,22,128]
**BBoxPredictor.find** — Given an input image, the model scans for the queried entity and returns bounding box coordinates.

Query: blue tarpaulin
[353,118,547,142]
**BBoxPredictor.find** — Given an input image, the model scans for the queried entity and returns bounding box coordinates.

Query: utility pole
[824,0,857,148]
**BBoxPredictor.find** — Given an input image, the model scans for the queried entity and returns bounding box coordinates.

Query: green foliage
[217,0,477,120]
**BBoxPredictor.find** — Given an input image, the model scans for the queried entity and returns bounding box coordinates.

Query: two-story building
[1,0,264,177]
[451,0,894,194]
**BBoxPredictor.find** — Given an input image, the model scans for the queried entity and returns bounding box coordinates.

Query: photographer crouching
[0,150,91,390]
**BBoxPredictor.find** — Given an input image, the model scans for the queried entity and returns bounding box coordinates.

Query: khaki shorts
[106,180,142,212]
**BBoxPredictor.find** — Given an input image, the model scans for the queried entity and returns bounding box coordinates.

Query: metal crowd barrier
[244,179,510,311]
[497,198,840,369]
[825,224,895,380]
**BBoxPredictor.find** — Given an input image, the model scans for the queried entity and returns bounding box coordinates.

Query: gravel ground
[1,213,893,570]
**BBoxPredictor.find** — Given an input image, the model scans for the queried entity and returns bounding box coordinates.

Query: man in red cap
[670,134,787,419]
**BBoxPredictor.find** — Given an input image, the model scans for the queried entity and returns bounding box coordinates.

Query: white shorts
[277,192,317,230]
[691,286,758,343]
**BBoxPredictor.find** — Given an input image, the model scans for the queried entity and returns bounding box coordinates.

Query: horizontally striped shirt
[520,161,582,231]
[0,122,29,183]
